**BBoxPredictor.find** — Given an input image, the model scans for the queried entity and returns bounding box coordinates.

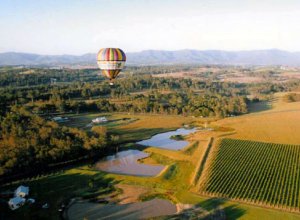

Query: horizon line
[0,48,299,56]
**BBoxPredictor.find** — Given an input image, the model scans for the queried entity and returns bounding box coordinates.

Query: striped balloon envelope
[97,48,126,85]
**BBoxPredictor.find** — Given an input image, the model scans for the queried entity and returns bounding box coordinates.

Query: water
[68,198,177,220]
[95,128,197,175]
[95,149,165,176]
[137,128,197,150]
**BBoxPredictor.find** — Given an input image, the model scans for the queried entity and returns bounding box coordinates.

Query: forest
[1,67,298,119]
[0,106,108,179]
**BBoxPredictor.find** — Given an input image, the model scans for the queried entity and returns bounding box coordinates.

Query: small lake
[68,198,177,220]
[95,149,165,176]
[137,128,197,150]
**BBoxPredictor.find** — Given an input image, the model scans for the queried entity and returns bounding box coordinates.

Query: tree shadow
[195,198,246,220]
[223,204,247,220]
[112,127,175,143]
[196,197,227,211]
[160,197,246,219]
[247,101,272,113]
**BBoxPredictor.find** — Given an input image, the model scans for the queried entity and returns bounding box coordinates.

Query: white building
[15,185,29,198]
[92,117,108,123]
[8,197,26,210]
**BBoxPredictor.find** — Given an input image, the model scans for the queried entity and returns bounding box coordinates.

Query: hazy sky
[1,0,300,54]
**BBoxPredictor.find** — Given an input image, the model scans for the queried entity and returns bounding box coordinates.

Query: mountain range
[1,49,300,66]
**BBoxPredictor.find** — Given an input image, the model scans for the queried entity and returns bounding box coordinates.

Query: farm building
[92,117,108,123]
[15,185,29,198]
[8,197,26,210]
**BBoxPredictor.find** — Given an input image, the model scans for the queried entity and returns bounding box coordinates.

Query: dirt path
[116,184,149,204]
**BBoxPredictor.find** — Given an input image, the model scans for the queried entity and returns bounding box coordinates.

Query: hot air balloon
[97,48,126,85]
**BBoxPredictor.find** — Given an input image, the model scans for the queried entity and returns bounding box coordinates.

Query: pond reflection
[95,150,165,176]
[137,128,197,150]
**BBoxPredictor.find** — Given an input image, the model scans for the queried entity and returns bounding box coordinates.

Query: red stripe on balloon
[106,48,110,60]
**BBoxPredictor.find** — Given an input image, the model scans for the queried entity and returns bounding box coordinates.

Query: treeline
[29,93,247,117]
[0,107,108,177]
[0,65,195,87]
[0,76,250,117]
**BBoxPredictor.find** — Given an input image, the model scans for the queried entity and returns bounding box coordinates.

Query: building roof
[15,185,29,195]
[92,117,108,122]
[8,196,25,205]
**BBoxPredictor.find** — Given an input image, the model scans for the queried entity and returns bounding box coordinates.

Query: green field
[60,113,193,142]
[60,113,137,130]
[198,138,300,211]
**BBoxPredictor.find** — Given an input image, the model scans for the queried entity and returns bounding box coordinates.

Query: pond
[137,128,197,150]
[68,198,177,220]
[95,149,165,176]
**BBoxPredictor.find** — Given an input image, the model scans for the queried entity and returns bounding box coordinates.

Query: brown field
[19,70,35,75]
[281,71,300,79]
[129,90,174,95]
[117,114,192,130]
[152,71,195,78]
[152,66,226,79]
[212,92,300,144]
[221,76,264,83]
[152,66,300,85]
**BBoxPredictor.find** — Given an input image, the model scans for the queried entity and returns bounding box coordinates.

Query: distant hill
[0,52,95,66]
[1,49,300,66]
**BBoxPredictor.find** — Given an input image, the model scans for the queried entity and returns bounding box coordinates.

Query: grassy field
[60,113,137,131]
[197,138,300,211]
[61,113,194,142]
[215,93,300,144]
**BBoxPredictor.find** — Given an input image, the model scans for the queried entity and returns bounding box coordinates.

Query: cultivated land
[197,138,300,211]
[2,92,300,219]
[153,66,300,84]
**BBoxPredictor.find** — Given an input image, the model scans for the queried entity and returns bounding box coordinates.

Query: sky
[0,0,300,55]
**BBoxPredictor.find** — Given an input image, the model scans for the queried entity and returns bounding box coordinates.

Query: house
[8,197,26,210]
[15,185,29,198]
[92,117,108,123]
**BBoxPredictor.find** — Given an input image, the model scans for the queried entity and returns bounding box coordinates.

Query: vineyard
[198,138,300,212]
